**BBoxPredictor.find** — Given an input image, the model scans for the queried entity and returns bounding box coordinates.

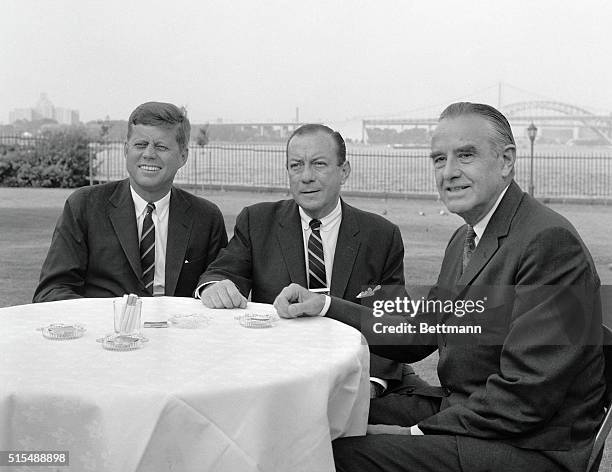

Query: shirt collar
[130,186,171,217]
[299,199,342,231]
[472,184,510,244]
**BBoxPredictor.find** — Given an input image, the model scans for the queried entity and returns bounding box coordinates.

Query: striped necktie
[307,219,327,289]
[140,202,156,294]
[462,224,476,273]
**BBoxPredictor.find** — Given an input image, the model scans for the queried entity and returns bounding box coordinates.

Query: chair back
[586,325,612,472]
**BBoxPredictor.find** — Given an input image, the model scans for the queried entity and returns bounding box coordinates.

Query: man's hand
[200,280,247,309]
[273,283,325,318]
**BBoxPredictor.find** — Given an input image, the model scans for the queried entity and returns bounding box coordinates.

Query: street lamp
[527,122,538,196]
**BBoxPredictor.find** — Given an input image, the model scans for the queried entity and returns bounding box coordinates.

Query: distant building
[54,107,80,125]
[35,93,55,120]
[8,93,80,125]
[9,108,34,123]
[205,122,310,142]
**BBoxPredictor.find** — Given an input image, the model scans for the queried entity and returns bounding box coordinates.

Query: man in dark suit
[34,102,227,302]
[197,124,412,396]
[274,103,606,472]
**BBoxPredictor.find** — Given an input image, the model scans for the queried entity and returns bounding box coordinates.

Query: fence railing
[2,136,612,201]
[91,142,612,201]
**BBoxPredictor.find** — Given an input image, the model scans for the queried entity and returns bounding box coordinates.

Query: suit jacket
[329,181,606,472]
[33,179,227,301]
[198,198,406,381]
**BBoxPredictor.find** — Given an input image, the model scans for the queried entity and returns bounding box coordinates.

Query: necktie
[307,219,327,289]
[140,202,156,294]
[462,225,476,273]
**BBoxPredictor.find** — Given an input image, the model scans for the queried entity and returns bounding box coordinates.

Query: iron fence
[2,136,612,201]
[89,141,612,201]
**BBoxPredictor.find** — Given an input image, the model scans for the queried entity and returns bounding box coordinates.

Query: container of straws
[114,294,142,336]
[97,294,146,351]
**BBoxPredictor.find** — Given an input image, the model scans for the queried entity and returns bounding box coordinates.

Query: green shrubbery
[0,128,91,188]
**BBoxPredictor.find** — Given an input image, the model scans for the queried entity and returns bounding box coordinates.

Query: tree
[196,125,210,146]
[0,127,91,188]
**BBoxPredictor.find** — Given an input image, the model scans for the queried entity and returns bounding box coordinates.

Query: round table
[0,297,369,472]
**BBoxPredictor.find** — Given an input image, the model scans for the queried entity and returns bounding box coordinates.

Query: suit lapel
[330,200,360,298]
[165,187,193,296]
[276,201,307,287]
[457,181,524,286]
[108,179,143,285]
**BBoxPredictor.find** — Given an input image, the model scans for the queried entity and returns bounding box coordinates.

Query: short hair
[127,102,190,152]
[286,124,346,165]
[439,102,515,151]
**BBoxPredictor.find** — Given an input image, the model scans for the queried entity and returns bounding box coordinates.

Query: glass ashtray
[168,313,212,329]
[96,333,147,351]
[37,323,86,340]
[235,312,279,329]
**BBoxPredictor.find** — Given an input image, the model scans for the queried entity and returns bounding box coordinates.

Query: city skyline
[8,92,80,126]
[2,0,612,131]
[5,87,611,144]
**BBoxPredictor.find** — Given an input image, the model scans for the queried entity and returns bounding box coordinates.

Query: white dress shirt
[299,199,342,288]
[130,187,171,296]
[471,184,510,247]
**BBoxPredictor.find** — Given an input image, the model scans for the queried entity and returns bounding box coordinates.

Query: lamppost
[527,122,538,196]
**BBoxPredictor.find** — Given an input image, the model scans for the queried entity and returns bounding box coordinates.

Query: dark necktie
[140,202,156,294]
[462,225,476,273]
[307,219,327,289]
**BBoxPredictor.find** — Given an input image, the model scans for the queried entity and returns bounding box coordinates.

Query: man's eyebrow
[429,150,444,159]
[456,144,478,153]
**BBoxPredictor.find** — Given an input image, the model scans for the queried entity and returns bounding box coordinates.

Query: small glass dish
[235,312,279,329]
[37,323,86,340]
[96,333,147,351]
[168,313,212,329]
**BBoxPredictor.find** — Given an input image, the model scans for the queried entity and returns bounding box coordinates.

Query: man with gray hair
[274,103,605,472]
[34,101,227,301]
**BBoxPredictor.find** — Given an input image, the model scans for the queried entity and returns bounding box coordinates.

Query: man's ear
[500,145,516,178]
[340,160,351,184]
[179,148,189,167]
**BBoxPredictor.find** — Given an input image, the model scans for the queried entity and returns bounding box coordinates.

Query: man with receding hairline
[34,101,227,301]
[274,103,605,472]
[196,123,420,397]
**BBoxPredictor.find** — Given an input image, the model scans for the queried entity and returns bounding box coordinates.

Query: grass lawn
[1,185,611,468]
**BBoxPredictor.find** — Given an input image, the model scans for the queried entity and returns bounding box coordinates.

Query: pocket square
[356,285,381,299]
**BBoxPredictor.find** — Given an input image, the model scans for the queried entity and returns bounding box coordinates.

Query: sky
[2,0,612,137]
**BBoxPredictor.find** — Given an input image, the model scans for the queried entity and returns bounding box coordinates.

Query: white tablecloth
[0,297,369,472]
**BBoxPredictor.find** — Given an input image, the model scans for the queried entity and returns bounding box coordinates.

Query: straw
[120,294,138,333]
